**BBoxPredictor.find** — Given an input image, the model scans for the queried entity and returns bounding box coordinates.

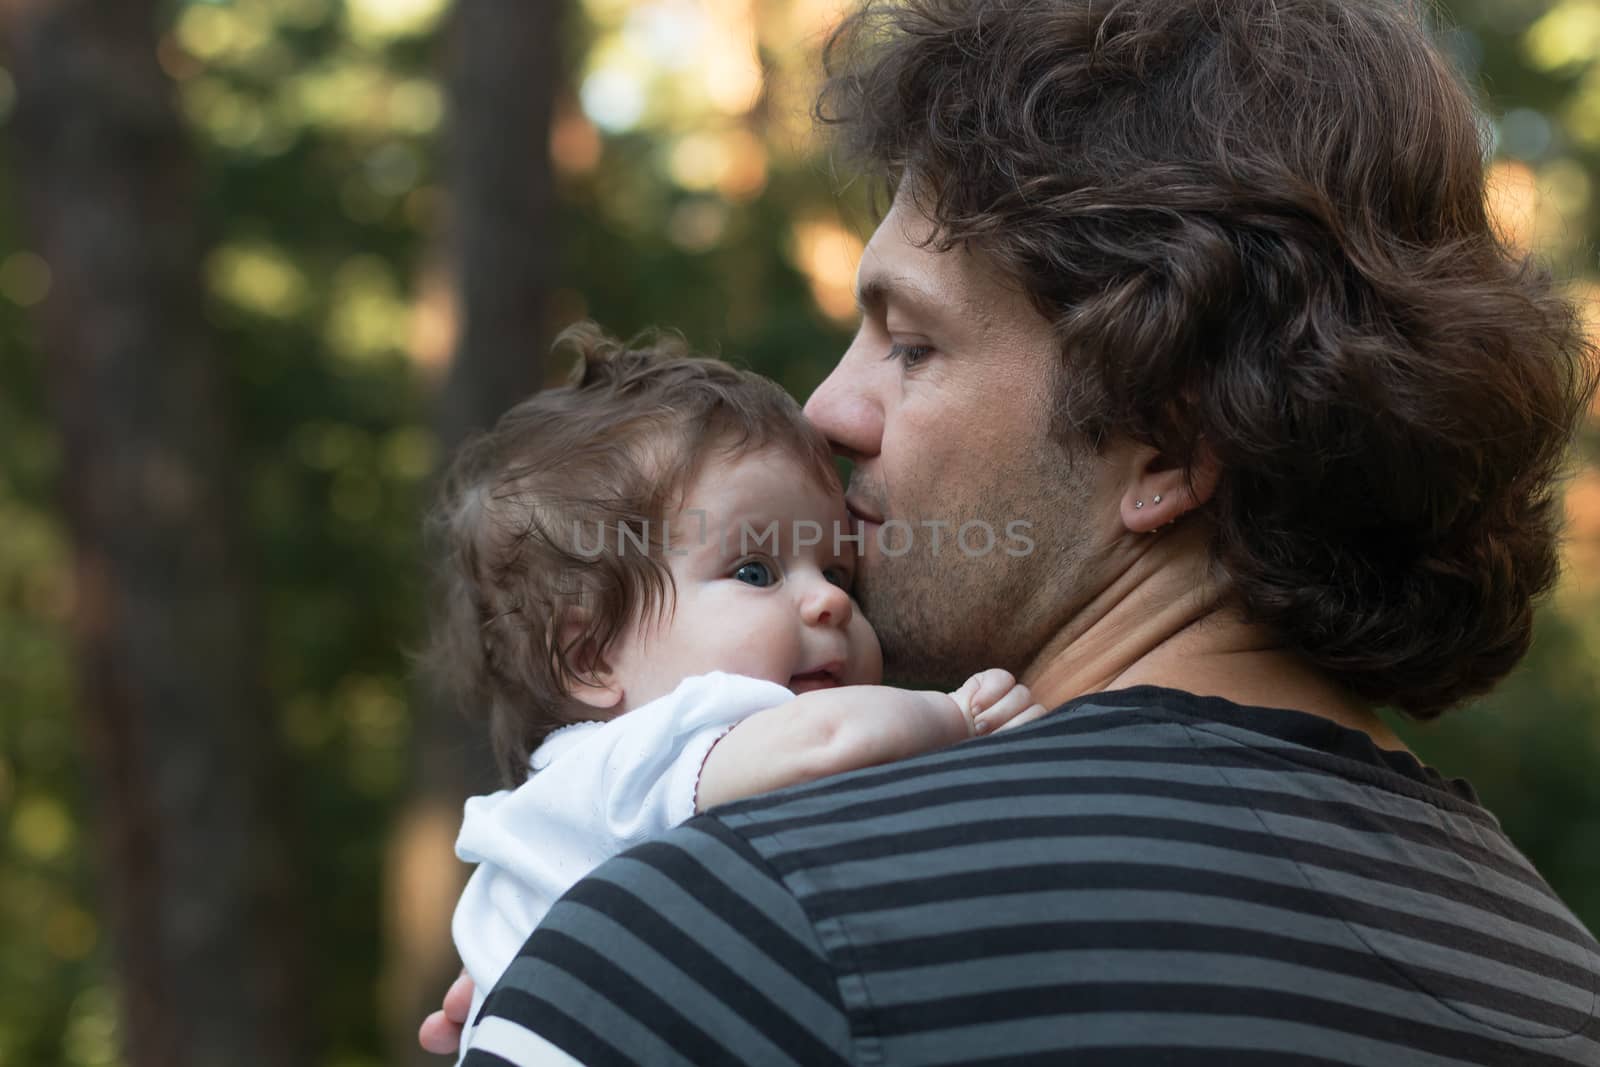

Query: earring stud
[1153,494,1163,504]
[1134,500,1144,509]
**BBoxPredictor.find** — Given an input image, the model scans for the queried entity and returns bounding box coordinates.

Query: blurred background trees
[0,0,1595,1064]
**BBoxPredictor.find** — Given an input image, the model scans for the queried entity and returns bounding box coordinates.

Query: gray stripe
[851,908,1600,1023]
[810,884,1593,1011]
[860,947,1585,1038]
[753,790,1276,854]
[592,853,852,1046]
[1249,805,1576,924]
[753,784,1581,952]
[751,793,1591,969]
[1285,854,1596,973]
[774,831,1334,895]
[537,894,811,1065]
[1338,918,1593,1013]
[736,756,1560,915]
[1176,721,1490,822]
[731,732,1506,850]
[879,1010,1564,1067]
[811,887,1361,947]
[723,720,1194,822]
[495,956,682,1064]
[728,758,1236,840]
[670,823,837,959]
[1206,759,1492,826]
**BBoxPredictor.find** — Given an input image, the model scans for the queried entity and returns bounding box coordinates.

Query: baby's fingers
[962,668,1018,716]
[418,1010,463,1055]
[973,685,1038,734]
[992,702,1053,733]
[417,970,473,1055]
[443,971,474,1023]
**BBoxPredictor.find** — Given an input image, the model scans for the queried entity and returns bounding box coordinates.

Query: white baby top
[450,670,795,1053]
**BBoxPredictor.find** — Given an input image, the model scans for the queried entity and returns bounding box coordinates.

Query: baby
[426,323,1046,1051]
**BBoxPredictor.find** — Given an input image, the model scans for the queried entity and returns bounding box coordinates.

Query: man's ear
[1118,438,1222,534]
[557,612,624,712]
[1179,438,1222,507]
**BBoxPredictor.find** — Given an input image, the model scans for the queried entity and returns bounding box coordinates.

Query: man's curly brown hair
[818,0,1598,717]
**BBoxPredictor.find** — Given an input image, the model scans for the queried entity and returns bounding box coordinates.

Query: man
[443,0,1600,1062]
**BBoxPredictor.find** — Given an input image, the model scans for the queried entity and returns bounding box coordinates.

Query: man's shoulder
[701,683,1493,889]
[467,688,1600,1065]
[709,687,1204,833]
[465,814,857,1066]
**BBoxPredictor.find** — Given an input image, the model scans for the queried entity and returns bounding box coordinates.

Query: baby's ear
[557,610,624,712]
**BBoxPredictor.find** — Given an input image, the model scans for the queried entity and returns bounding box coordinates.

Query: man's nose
[802,579,853,629]
[803,348,883,460]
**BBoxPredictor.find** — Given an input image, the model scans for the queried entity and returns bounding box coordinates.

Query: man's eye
[823,566,852,589]
[733,560,777,587]
[888,343,932,367]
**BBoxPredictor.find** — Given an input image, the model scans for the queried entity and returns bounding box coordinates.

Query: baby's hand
[417,969,473,1055]
[950,669,1050,736]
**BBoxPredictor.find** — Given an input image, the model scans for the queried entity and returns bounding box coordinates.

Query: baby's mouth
[788,667,842,693]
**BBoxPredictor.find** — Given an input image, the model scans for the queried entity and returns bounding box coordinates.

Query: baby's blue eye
[733,560,777,587]
[823,566,851,589]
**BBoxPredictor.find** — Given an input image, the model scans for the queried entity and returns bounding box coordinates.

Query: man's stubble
[855,445,1102,690]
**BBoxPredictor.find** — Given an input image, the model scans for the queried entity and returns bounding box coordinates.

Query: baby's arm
[695,668,1045,811]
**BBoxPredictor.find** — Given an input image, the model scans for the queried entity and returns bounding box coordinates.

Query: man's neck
[1020,524,1409,752]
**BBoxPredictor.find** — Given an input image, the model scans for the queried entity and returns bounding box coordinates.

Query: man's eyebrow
[854,274,946,322]
[854,278,885,313]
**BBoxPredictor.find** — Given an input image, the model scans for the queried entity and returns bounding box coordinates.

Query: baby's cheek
[685,596,793,681]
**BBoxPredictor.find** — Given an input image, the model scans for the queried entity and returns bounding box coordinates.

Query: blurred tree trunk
[439,0,560,449]
[1,3,306,1066]
[382,0,560,1058]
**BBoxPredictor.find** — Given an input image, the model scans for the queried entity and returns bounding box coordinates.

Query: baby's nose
[805,580,853,628]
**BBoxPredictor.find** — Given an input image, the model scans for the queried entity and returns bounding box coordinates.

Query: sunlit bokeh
[209,242,312,318]
[789,218,863,321]
[347,0,451,42]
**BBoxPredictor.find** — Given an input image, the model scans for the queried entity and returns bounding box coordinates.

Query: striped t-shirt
[462,685,1600,1066]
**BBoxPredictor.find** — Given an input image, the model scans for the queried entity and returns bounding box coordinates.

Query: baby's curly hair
[427,323,838,784]
[819,0,1598,718]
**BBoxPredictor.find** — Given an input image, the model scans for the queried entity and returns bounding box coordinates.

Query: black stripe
[509,928,747,1066]
[860,919,1590,1033]
[763,812,1585,945]
[736,765,1543,893]
[711,712,1152,813]
[873,982,1589,1066]
[942,1049,1391,1066]
[536,876,852,1066]
[620,828,843,1007]
[716,717,1166,813]
[482,986,632,1066]
[802,860,1595,990]
[460,1049,521,1067]
[460,1052,519,1067]
[720,708,1493,824]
